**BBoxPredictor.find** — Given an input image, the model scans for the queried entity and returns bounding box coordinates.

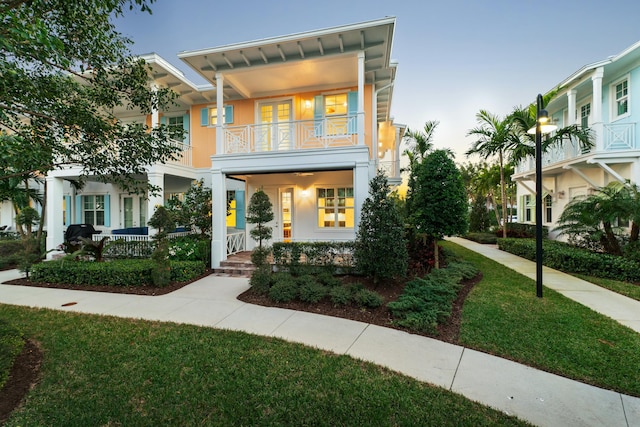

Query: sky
[113,0,640,161]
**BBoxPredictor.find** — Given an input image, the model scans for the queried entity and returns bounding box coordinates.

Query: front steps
[212,252,255,278]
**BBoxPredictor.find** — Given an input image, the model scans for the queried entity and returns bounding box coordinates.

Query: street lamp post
[528,94,556,298]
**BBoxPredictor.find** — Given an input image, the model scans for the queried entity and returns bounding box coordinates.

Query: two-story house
[513,40,640,238]
[42,17,404,267]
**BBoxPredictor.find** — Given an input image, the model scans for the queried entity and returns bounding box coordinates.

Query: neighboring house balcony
[166,139,193,168]
[515,122,638,175]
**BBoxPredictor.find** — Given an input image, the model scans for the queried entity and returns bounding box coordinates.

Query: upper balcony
[515,122,638,174]
[221,115,358,154]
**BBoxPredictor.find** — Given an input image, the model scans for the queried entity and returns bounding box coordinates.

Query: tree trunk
[631,222,639,243]
[602,222,623,256]
[433,238,439,269]
[37,179,47,242]
[499,151,507,238]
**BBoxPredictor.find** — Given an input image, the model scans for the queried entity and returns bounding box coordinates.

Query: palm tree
[466,111,519,238]
[402,121,438,174]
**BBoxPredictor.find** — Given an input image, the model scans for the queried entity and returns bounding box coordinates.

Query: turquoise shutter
[75,195,82,224]
[182,114,189,144]
[347,91,358,134]
[64,195,71,225]
[224,105,234,124]
[235,190,245,229]
[160,116,166,125]
[104,195,110,227]
[200,107,209,126]
[314,95,324,137]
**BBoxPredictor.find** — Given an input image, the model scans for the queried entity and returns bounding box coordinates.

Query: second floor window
[167,116,184,141]
[580,103,591,128]
[613,78,629,119]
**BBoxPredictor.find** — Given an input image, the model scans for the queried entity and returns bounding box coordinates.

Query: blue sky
[114,0,640,160]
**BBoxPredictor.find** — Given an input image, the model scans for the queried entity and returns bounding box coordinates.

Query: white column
[592,67,604,151]
[147,172,164,236]
[45,176,64,258]
[567,89,577,125]
[215,73,224,155]
[372,87,378,160]
[353,161,371,230]
[151,84,159,128]
[394,125,402,179]
[211,168,227,268]
[357,51,365,146]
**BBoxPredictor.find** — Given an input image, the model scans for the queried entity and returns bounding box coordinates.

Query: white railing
[227,229,245,255]
[166,139,192,167]
[378,160,401,179]
[604,123,636,150]
[92,231,193,243]
[223,116,358,154]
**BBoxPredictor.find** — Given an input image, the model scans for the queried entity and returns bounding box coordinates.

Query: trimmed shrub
[249,267,273,295]
[464,233,497,244]
[0,240,23,268]
[298,278,328,303]
[317,271,342,288]
[330,286,352,306]
[498,238,640,283]
[29,259,205,287]
[268,274,298,302]
[272,241,355,275]
[388,267,464,334]
[353,288,384,308]
[496,223,548,239]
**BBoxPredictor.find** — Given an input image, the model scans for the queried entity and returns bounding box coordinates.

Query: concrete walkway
[0,248,639,426]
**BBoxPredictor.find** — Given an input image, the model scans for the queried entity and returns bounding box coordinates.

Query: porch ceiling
[178,17,396,121]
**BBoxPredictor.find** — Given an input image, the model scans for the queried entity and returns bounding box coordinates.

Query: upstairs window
[612,77,629,119]
[580,103,591,128]
[200,106,234,126]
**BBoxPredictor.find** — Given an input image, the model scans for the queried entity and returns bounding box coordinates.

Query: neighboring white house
[512,39,640,239]
[39,17,404,267]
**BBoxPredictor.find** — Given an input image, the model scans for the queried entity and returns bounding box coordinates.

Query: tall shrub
[354,171,408,284]
[246,189,273,248]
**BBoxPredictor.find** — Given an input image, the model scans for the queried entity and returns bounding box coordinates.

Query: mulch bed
[0,269,481,422]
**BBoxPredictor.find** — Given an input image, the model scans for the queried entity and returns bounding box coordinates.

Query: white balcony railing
[604,123,636,150]
[223,116,358,154]
[227,229,245,255]
[378,160,401,179]
[166,139,192,167]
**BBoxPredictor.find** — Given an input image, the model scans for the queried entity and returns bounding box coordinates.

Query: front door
[262,187,294,243]
[256,100,293,151]
[121,195,135,228]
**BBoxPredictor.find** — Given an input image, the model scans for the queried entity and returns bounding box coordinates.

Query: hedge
[30,259,206,287]
[497,238,640,283]
[271,241,356,275]
[0,240,23,268]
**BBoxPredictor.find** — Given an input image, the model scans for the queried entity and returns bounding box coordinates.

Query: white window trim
[610,75,630,122]
[83,194,105,226]
[315,185,355,230]
[577,98,592,127]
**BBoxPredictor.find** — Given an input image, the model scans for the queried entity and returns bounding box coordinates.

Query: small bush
[298,279,328,304]
[169,261,206,282]
[250,267,273,295]
[268,274,298,302]
[353,288,384,308]
[0,240,23,268]
[251,246,271,268]
[330,286,352,306]
[317,271,342,287]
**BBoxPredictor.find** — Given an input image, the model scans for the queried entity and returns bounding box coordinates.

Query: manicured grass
[442,241,640,397]
[0,305,528,426]
[0,319,24,390]
[573,274,640,302]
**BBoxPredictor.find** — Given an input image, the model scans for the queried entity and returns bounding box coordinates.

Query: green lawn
[442,241,640,397]
[0,305,528,426]
[573,274,640,302]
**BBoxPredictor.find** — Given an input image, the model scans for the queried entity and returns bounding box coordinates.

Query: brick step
[212,265,256,278]
[219,260,254,268]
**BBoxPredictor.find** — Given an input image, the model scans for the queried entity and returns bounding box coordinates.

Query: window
[580,103,591,128]
[524,195,532,222]
[200,106,234,126]
[317,187,354,228]
[545,194,552,223]
[83,195,105,226]
[314,92,357,136]
[612,78,629,119]
[226,191,236,227]
[167,116,184,141]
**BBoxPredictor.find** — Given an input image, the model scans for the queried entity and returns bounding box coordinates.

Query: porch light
[529,94,557,299]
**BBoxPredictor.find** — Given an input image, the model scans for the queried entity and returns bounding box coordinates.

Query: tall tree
[354,170,408,284]
[408,149,468,268]
[0,0,182,193]
[466,111,518,238]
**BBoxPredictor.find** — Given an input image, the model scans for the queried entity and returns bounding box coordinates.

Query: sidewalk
[0,257,639,426]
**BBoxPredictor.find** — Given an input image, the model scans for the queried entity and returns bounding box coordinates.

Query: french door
[256,100,293,151]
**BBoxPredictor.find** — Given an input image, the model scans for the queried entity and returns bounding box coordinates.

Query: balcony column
[147,172,164,236]
[592,67,604,151]
[151,84,159,128]
[371,86,378,159]
[394,125,402,178]
[45,176,64,258]
[567,89,577,125]
[215,73,224,154]
[353,160,370,230]
[357,51,365,146]
[211,168,227,268]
